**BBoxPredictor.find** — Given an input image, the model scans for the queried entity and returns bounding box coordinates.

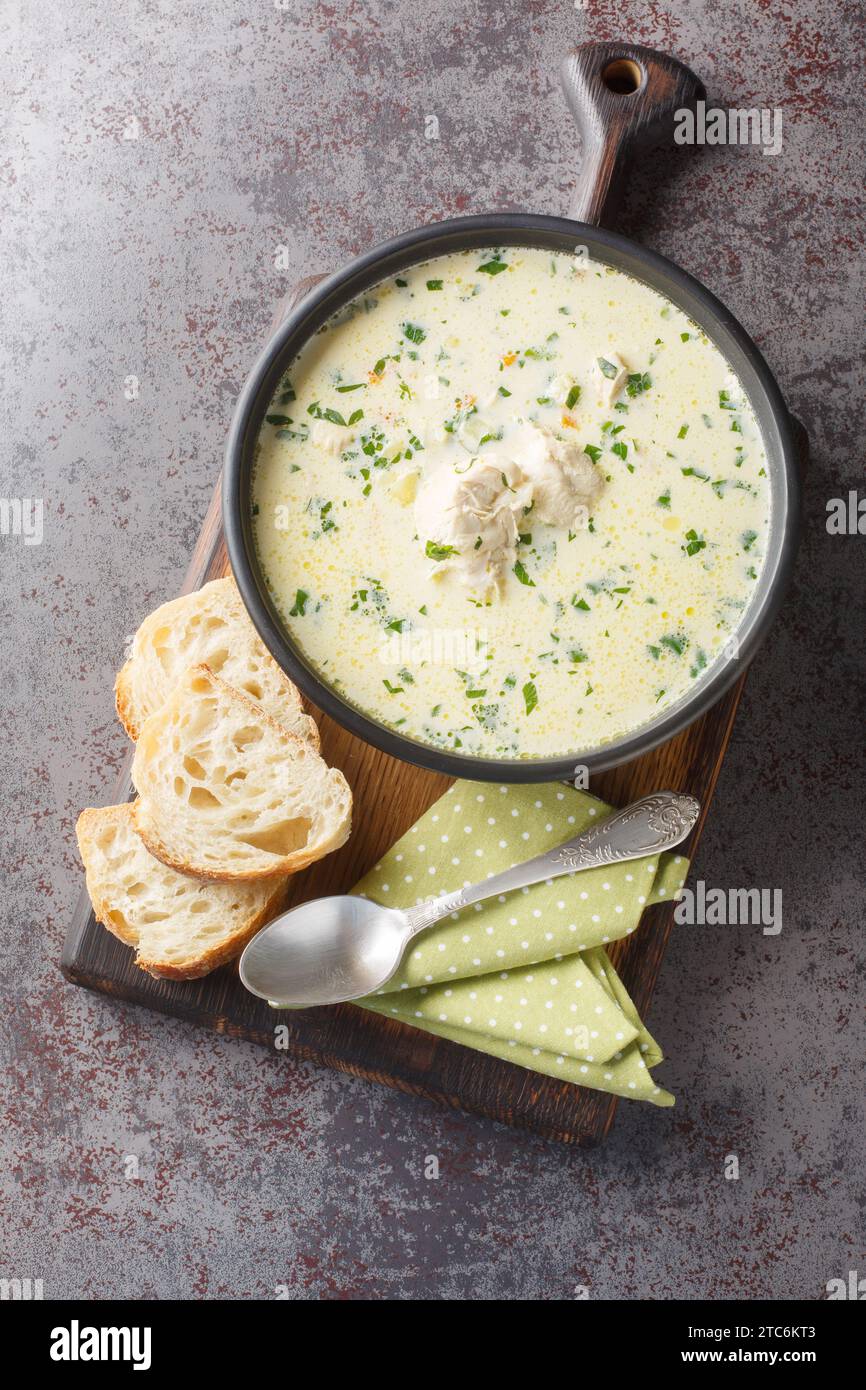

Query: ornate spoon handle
[402,791,699,938]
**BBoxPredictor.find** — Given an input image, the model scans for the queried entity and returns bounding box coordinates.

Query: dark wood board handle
[562,41,705,227]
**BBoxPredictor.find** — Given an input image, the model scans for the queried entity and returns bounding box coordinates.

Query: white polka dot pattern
[353,781,682,1107]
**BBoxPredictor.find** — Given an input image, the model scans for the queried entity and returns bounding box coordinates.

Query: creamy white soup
[251,246,769,759]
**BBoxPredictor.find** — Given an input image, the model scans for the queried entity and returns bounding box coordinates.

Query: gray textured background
[3,0,864,1300]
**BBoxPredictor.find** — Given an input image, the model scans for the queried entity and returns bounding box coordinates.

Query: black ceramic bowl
[225,42,800,782]
[224,212,800,782]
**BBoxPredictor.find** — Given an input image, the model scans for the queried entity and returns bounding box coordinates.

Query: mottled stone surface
[2,0,863,1300]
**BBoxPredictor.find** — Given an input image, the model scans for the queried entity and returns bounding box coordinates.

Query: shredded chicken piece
[593,351,629,406]
[416,423,604,595]
[509,422,604,528]
[310,419,355,455]
[414,453,530,597]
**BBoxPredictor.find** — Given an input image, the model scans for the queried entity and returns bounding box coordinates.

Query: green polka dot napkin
[354,781,687,1107]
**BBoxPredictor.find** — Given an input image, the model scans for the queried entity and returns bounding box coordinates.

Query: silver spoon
[239,790,699,1009]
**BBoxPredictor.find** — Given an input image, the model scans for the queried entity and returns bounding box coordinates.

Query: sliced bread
[115,576,319,749]
[76,803,288,979]
[130,664,352,881]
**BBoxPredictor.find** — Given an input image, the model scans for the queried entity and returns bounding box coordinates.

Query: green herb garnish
[477,257,508,276]
[426,541,457,560]
[683,529,706,556]
[626,371,651,397]
[513,559,535,586]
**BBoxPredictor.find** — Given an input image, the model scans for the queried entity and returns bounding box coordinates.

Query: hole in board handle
[601,59,643,95]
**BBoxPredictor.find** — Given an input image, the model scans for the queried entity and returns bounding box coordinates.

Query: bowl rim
[223,212,801,782]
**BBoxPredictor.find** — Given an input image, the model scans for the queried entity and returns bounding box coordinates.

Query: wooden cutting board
[63,43,804,1143]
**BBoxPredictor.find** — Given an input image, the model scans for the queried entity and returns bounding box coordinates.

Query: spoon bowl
[239,895,410,1007]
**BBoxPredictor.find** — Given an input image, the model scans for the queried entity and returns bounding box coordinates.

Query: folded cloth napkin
[354,780,687,1106]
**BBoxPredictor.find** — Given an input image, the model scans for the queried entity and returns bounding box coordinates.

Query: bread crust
[137,882,288,980]
[130,665,352,882]
[76,803,289,980]
[80,582,351,980]
[114,576,320,750]
[114,660,141,741]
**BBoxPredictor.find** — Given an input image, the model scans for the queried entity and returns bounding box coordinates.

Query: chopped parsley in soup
[251,246,769,759]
